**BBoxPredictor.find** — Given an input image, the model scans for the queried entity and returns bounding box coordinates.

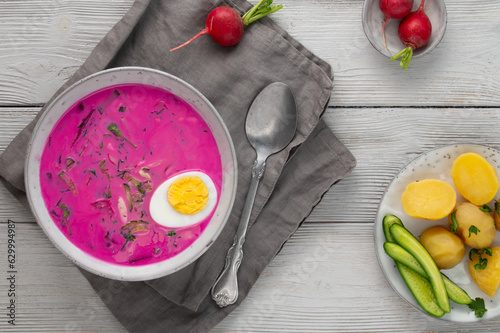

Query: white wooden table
[2,0,500,331]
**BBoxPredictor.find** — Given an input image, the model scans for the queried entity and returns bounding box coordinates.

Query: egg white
[149,171,218,228]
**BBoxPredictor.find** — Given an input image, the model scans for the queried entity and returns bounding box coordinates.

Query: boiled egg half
[149,171,217,228]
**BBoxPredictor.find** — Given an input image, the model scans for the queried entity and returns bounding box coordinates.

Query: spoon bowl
[246,82,297,157]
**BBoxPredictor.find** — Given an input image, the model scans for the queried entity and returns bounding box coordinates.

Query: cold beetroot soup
[39,84,223,266]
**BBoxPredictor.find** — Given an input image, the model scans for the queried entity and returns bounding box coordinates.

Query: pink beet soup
[39,84,223,266]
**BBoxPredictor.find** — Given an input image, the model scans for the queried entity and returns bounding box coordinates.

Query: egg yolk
[167,176,209,215]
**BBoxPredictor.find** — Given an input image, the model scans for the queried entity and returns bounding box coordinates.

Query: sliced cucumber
[396,262,445,317]
[383,215,404,243]
[384,241,472,305]
[389,223,450,313]
[441,274,473,305]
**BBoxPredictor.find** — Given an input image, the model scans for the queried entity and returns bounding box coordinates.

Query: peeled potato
[451,152,499,205]
[469,247,500,297]
[450,202,496,249]
[419,226,465,269]
[401,179,457,220]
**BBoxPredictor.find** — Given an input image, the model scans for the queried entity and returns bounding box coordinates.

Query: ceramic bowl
[25,67,238,281]
[362,0,447,59]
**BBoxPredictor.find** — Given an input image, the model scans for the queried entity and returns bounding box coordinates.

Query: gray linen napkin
[0,0,356,332]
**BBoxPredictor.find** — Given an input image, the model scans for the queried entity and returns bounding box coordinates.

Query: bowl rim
[24,66,238,281]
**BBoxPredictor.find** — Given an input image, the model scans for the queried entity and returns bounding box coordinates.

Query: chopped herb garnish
[469,248,493,270]
[468,297,487,318]
[495,201,500,219]
[450,210,458,233]
[117,170,129,179]
[121,233,136,250]
[105,185,112,199]
[99,159,110,179]
[469,225,480,238]
[119,106,126,112]
[65,157,75,170]
[72,108,95,147]
[480,204,493,213]
[137,183,146,196]
[78,139,90,157]
[107,123,137,148]
[56,203,71,226]
[167,230,176,237]
[77,102,85,111]
[89,169,97,177]
[58,171,78,195]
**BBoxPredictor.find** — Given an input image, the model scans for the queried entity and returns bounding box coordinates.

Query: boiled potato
[469,247,500,297]
[401,179,456,220]
[451,152,499,205]
[450,202,496,249]
[420,226,465,269]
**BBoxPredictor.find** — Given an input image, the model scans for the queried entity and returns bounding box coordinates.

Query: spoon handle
[211,157,266,308]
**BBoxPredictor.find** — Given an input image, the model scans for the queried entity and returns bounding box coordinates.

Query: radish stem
[242,0,283,25]
[391,46,413,70]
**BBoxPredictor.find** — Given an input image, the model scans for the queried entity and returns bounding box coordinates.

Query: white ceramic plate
[375,143,500,322]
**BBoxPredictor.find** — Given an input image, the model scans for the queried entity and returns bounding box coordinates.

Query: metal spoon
[211,82,297,308]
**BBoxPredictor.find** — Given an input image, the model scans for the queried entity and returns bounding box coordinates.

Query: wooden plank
[1,222,499,332]
[311,107,500,222]
[0,0,134,106]
[1,0,500,107]
[0,222,127,332]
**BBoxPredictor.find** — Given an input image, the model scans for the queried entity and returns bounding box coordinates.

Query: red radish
[170,0,283,52]
[391,0,432,70]
[379,0,414,50]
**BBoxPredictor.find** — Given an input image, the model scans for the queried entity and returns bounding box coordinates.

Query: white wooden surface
[2,0,500,332]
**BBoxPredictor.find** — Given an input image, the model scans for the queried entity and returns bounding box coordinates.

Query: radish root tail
[382,17,389,51]
[170,28,210,52]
